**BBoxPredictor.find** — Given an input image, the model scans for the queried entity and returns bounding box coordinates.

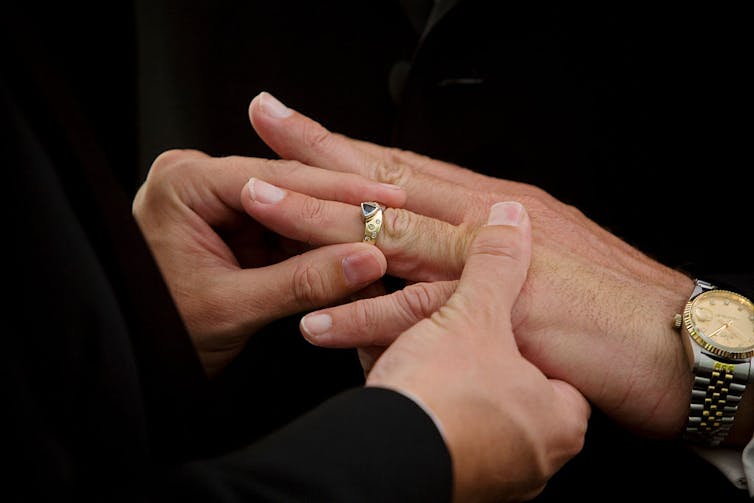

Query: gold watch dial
[685,289,754,359]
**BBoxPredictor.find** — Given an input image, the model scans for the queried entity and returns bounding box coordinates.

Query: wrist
[631,272,695,437]
[593,269,694,438]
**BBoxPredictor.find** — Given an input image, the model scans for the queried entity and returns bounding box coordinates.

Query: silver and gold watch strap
[685,353,751,446]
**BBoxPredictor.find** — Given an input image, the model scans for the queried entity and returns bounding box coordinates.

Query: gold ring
[361,202,384,244]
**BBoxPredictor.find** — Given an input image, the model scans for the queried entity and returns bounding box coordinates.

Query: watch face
[686,289,754,359]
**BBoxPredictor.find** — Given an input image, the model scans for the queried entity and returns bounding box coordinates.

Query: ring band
[361,202,384,244]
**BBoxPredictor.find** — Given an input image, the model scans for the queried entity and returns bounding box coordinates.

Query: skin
[131,104,591,502]
[241,92,753,445]
[367,202,590,502]
[132,148,406,376]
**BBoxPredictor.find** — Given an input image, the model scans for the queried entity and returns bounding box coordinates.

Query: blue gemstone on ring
[361,202,379,219]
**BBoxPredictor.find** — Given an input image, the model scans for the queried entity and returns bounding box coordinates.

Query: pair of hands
[132,91,690,500]
[133,152,586,503]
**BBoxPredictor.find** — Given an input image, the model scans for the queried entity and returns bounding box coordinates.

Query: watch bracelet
[684,355,750,446]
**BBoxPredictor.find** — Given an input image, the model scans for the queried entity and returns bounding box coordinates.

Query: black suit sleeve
[161,387,452,503]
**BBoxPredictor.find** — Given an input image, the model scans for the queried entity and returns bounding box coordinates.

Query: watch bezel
[683,289,754,360]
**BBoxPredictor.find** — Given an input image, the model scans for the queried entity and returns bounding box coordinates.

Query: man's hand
[367,201,590,502]
[241,91,696,439]
[132,148,405,376]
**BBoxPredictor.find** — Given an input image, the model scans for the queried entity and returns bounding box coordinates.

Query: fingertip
[255,91,294,119]
[452,204,533,326]
[245,176,255,198]
[341,243,387,287]
[300,312,333,342]
[248,92,261,116]
[240,176,255,212]
[362,241,388,272]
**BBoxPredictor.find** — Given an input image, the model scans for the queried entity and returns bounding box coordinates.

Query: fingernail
[342,250,384,287]
[487,201,524,226]
[259,91,293,119]
[301,313,332,338]
[248,177,285,204]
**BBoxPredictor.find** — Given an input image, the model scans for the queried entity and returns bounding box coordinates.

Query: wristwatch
[673,279,754,446]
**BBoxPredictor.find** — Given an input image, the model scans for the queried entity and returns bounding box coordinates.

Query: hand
[132,148,406,376]
[367,201,590,502]
[242,92,695,439]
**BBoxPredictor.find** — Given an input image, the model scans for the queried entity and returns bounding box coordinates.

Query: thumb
[550,379,592,425]
[450,201,531,331]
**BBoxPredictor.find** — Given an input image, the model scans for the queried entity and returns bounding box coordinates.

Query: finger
[448,201,531,335]
[148,148,211,166]
[352,139,546,201]
[357,346,384,377]
[241,177,470,281]
[140,149,406,228]
[236,242,388,327]
[299,280,457,347]
[249,91,479,224]
[351,139,496,191]
[210,158,405,216]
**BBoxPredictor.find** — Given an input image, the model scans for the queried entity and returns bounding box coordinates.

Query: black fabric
[161,388,451,503]
[395,3,751,276]
[3,2,213,466]
[4,77,152,503]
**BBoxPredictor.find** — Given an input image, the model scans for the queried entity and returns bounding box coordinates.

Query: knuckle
[351,300,381,339]
[148,150,182,180]
[454,223,478,264]
[398,283,440,322]
[370,158,412,186]
[470,227,522,260]
[383,146,413,165]
[151,149,188,169]
[220,154,247,172]
[134,157,191,216]
[382,208,417,248]
[471,241,521,265]
[146,149,205,186]
[300,196,327,225]
[151,148,206,172]
[302,122,334,154]
[292,262,331,306]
